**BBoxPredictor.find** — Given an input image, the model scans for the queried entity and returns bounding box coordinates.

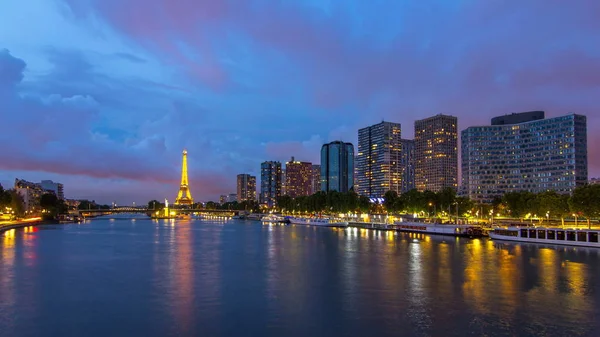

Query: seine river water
[1,217,599,336]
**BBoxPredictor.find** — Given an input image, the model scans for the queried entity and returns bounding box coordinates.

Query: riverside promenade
[0,217,45,233]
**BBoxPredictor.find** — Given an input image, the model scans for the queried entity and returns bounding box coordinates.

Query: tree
[438,187,456,213]
[383,191,399,213]
[148,200,165,210]
[9,190,25,217]
[537,191,570,227]
[400,189,425,214]
[502,191,537,219]
[78,200,96,210]
[569,185,600,228]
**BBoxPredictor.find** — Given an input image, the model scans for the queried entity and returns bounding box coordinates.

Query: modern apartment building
[236,174,257,202]
[321,141,354,193]
[285,157,313,198]
[400,139,416,193]
[311,164,321,195]
[260,161,282,207]
[462,112,588,203]
[414,114,458,192]
[356,121,402,198]
[40,180,64,200]
[14,178,44,213]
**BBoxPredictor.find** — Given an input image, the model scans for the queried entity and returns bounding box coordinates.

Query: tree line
[144,184,600,226]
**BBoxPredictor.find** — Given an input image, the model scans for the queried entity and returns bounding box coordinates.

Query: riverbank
[0,218,51,233]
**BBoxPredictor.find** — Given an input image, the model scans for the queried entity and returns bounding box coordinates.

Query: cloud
[1,0,600,204]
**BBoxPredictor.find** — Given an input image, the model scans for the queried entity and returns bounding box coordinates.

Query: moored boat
[394,221,484,237]
[288,217,348,228]
[262,214,285,223]
[489,226,600,248]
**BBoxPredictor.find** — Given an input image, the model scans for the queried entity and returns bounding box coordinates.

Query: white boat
[394,221,484,237]
[489,226,600,248]
[288,217,348,228]
[262,214,285,223]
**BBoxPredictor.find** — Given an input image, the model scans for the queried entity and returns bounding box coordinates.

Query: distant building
[14,178,44,213]
[462,112,588,203]
[400,139,416,193]
[219,195,227,205]
[414,114,458,192]
[311,164,321,195]
[237,174,257,202]
[285,157,313,198]
[356,121,402,198]
[40,180,64,200]
[65,199,81,209]
[590,178,600,185]
[260,161,282,207]
[281,169,287,196]
[491,111,544,125]
[226,193,237,203]
[321,141,354,193]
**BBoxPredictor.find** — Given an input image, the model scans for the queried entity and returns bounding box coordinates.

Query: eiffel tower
[175,149,194,205]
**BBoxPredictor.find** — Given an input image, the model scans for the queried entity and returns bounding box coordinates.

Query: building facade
[356,121,402,198]
[14,178,44,213]
[414,114,458,192]
[236,174,257,202]
[226,193,237,203]
[462,112,588,203]
[285,157,313,198]
[311,164,321,195]
[40,180,64,200]
[400,139,416,193]
[321,141,354,193]
[260,161,282,207]
[219,195,227,205]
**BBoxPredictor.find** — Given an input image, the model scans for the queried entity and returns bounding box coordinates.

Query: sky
[0,0,599,204]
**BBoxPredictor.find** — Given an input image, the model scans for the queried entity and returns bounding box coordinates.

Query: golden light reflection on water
[1,229,17,315]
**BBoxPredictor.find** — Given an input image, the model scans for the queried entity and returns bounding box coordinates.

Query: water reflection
[1,221,599,337]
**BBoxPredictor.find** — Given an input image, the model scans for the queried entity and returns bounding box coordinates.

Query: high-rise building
[311,164,321,194]
[356,121,402,198]
[321,141,354,193]
[14,178,44,212]
[40,180,64,200]
[236,174,257,202]
[400,139,416,193]
[281,169,287,196]
[260,161,282,207]
[219,195,227,205]
[462,112,587,203]
[285,157,313,198]
[414,114,458,192]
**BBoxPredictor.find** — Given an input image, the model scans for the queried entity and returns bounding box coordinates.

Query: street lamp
[546,211,549,225]
[573,213,578,228]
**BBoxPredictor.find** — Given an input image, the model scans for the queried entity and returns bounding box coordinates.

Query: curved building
[461,112,587,203]
[321,141,354,193]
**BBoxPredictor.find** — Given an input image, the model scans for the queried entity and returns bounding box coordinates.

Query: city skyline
[1,1,599,203]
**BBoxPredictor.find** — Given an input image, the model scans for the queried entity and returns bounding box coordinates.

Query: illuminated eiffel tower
[175,149,194,205]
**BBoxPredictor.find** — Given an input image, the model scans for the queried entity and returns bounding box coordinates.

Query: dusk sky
[1,0,599,204]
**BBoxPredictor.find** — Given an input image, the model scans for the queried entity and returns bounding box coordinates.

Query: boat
[288,217,348,228]
[394,221,484,237]
[489,226,600,248]
[246,213,262,221]
[262,214,285,223]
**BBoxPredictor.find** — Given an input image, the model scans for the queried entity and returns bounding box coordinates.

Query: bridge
[77,207,240,217]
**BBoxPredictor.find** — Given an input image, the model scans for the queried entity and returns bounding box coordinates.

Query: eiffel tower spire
[175,149,194,205]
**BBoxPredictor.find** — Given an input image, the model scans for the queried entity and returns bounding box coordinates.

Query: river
[1,217,598,336]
